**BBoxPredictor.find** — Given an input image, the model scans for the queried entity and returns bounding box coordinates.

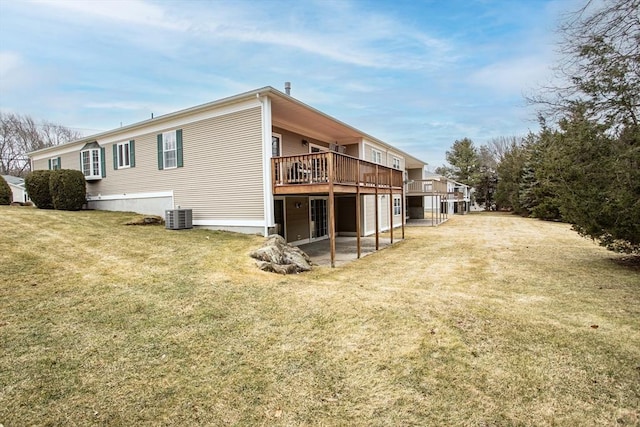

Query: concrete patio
[298,236,397,267]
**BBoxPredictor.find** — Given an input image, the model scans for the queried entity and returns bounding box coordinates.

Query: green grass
[1,207,638,426]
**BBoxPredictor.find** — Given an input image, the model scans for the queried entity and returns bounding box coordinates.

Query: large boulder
[250,234,312,274]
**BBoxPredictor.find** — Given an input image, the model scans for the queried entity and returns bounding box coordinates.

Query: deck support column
[401,185,405,239]
[356,162,361,258]
[328,153,336,268]
[431,194,438,225]
[374,165,379,251]
[389,190,394,244]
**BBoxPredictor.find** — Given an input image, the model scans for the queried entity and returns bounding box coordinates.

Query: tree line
[0,113,81,177]
[436,0,639,254]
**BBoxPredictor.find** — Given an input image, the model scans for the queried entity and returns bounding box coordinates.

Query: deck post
[374,164,379,251]
[432,194,434,225]
[328,153,336,268]
[389,189,394,244]
[356,161,361,258]
[401,183,405,239]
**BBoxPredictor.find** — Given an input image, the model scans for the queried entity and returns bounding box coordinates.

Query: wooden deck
[271,152,405,267]
[272,152,404,195]
[406,179,468,201]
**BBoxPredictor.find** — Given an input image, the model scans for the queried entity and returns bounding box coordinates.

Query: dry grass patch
[1,208,638,426]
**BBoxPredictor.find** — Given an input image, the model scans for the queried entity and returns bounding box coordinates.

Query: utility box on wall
[165,209,193,230]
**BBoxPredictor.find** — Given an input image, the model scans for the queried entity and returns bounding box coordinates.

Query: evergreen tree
[495,138,527,212]
[529,0,640,252]
[443,138,479,186]
[474,145,498,209]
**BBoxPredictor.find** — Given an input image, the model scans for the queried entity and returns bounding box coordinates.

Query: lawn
[1,207,638,426]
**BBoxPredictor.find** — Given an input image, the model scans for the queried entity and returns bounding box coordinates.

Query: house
[2,175,30,204]
[445,178,472,215]
[406,172,449,225]
[29,86,428,266]
[406,172,471,225]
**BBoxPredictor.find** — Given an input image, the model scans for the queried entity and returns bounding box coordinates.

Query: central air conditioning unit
[165,209,193,230]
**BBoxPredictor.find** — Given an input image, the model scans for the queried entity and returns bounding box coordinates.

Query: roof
[2,175,25,187]
[28,86,427,167]
[423,172,470,188]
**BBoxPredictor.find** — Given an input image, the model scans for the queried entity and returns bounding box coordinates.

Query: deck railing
[272,152,403,190]
[406,179,448,195]
[448,191,469,201]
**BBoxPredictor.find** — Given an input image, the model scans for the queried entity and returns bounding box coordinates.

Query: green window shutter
[48,159,52,170]
[157,134,164,170]
[57,157,61,169]
[79,152,83,172]
[176,129,183,168]
[113,145,119,170]
[101,147,106,178]
[130,140,136,168]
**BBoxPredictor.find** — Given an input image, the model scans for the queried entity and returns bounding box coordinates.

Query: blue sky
[0,0,581,167]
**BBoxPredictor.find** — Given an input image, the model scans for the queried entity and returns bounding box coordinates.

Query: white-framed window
[372,148,382,164]
[163,131,177,169]
[392,156,401,169]
[81,148,103,179]
[393,196,402,215]
[157,129,183,170]
[49,157,61,170]
[115,140,135,169]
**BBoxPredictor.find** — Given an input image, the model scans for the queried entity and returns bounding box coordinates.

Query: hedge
[0,176,12,205]
[24,170,54,209]
[49,169,86,211]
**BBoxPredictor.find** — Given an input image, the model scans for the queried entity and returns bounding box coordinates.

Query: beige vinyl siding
[364,141,386,166]
[275,127,329,156]
[363,141,407,171]
[407,168,422,180]
[387,151,405,171]
[87,107,264,221]
[32,158,49,171]
[344,144,359,158]
[34,151,83,172]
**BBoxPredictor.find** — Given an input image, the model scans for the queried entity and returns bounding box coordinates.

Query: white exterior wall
[359,139,405,236]
[8,183,28,203]
[362,194,403,236]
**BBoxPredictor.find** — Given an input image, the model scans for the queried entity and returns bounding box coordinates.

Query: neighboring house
[2,175,30,203]
[443,178,471,215]
[29,86,428,266]
[406,172,471,224]
[406,172,448,225]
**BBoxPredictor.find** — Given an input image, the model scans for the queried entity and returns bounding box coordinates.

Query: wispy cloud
[32,0,454,70]
[33,0,181,29]
[469,55,555,95]
[0,0,572,166]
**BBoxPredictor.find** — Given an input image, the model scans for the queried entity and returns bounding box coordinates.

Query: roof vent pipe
[285,82,291,96]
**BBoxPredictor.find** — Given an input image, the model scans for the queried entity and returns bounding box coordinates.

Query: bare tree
[0,113,81,176]
[529,0,640,128]
[486,136,523,163]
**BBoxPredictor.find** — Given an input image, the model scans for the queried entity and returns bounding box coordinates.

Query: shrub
[49,169,86,211]
[0,176,12,205]
[24,170,54,209]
